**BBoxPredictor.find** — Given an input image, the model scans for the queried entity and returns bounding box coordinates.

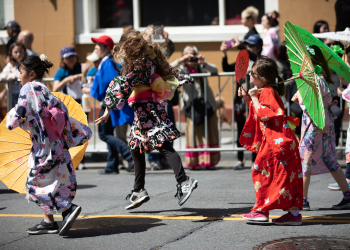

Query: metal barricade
[0,74,346,153]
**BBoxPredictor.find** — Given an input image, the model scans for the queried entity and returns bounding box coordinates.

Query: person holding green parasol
[292,45,350,210]
[285,22,350,210]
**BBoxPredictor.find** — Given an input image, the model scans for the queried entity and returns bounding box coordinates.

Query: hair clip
[39,54,48,61]
[306,46,315,56]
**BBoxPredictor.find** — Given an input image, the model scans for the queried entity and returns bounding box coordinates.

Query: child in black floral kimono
[95,32,198,210]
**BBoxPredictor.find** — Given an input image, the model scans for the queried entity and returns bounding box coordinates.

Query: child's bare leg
[303,175,310,198]
[331,169,350,193]
[43,213,54,222]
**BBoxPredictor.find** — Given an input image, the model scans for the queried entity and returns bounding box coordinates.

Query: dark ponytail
[308,45,333,85]
[19,55,53,80]
[264,11,279,27]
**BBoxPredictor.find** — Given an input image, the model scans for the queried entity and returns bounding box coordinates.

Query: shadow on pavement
[61,217,165,238]
[0,189,17,194]
[0,207,6,211]
[317,207,350,211]
[76,185,97,190]
[129,207,253,218]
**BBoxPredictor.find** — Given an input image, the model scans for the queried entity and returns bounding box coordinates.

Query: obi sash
[41,107,66,142]
[128,74,179,104]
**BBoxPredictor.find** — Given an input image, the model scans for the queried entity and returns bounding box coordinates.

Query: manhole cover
[253,236,350,250]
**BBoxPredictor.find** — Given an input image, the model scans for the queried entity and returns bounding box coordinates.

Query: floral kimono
[240,87,303,212]
[103,54,194,154]
[6,81,92,215]
[342,85,350,163]
[298,76,341,176]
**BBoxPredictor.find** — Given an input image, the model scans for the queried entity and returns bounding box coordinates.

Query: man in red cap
[90,35,135,174]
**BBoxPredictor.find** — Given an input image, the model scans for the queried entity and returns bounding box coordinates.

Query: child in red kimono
[239,57,303,225]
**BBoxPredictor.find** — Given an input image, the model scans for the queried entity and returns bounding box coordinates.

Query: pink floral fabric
[299,77,341,176]
[6,81,92,214]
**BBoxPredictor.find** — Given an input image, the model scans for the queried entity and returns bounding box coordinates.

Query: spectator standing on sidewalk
[261,11,280,60]
[3,20,21,62]
[0,41,26,108]
[17,30,38,56]
[171,45,221,169]
[90,35,134,174]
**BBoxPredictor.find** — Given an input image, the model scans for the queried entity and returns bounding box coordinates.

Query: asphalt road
[0,164,350,250]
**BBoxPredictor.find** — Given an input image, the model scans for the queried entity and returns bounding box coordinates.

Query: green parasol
[284,21,325,129]
[294,24,350,83]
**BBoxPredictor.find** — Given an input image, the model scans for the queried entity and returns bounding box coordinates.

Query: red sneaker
[272,212,302,225]
[242,211,269,222]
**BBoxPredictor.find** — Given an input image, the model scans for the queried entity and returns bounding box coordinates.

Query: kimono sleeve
[65,117,92,148]
[103,76,133,110]
[176,74,195,86]
[342,87,350,103]
[6,84,32,131]
[256,88,284,122]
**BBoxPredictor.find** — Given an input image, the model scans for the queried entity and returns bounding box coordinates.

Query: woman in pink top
[261,11,280,61]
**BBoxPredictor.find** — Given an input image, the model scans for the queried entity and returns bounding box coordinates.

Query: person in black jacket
[220,34,262,170]
[335,0,350,31]
[238,6,260,50]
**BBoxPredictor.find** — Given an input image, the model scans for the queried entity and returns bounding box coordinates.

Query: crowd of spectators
[1,2,349,172]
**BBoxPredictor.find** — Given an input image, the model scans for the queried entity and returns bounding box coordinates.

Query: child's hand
[95,108,111,125]
[238,86,251,102]
[248,87,260,98]
[337,87,344,97]
[291,92,299,103]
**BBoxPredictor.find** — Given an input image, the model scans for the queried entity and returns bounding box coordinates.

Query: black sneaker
[98,170,118,175]
[127,160,134,172]
[125,189,150,210]
[26,220,59,235]
[174,176,198,206]
[59,204,82,235]
[303,201,310,211]
[332,198,350,209]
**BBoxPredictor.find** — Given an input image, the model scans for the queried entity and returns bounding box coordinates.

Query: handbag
[183,97,214,126]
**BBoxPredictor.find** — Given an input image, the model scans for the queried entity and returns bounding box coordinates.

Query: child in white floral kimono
[6,55,92,235]
[96,32,198,210]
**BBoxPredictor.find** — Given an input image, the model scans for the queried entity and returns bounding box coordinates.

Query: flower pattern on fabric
[103,54,194,153]
[299,77,340,176]
[240,87,303,212]
[6,82,92,215]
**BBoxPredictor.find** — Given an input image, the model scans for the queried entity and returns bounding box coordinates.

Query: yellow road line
[230,214,350,219]
[0,214,348,223]
[223,218,350,223]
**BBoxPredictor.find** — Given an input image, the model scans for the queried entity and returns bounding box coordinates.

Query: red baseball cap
[91,35,114,50]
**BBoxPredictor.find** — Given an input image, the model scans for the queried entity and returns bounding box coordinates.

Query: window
[225,0,264,25]
[97,0,133,28]
[140,0,219,27]
[0,0,15,43]
[75,0,278,44]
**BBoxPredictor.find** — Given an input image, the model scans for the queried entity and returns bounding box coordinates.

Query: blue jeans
[98,107,132,172]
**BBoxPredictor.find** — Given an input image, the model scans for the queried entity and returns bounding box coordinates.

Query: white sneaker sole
[125,195,150,210]
[27,229,59,235]
[328,186,341,191]
[59,206,82,236]
[272,221,302,226]
[178,180,198,206]
[242,215,269,222]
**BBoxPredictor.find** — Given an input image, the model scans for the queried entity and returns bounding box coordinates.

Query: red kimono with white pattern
[240,87,303,212]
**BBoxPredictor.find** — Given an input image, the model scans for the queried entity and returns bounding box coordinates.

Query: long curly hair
[114,30,178,77]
